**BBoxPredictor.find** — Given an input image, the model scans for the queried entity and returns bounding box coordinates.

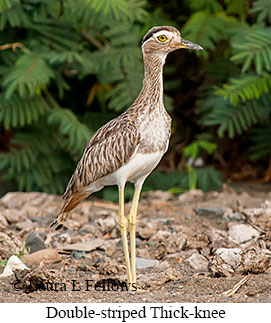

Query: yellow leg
[128,185,142,287]
[118,186,132,285]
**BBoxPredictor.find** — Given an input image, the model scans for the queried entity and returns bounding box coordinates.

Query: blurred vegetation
[0,0,271,201]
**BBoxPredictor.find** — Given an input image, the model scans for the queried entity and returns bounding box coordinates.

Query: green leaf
[231,27,271,74]
[215,73,271,105]
[250,0,271,23]
[47,108,92,154]
[2,53,54,99]
[0,94,47,129]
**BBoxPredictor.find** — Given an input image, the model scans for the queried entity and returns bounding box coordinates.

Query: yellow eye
[157,35,168,42]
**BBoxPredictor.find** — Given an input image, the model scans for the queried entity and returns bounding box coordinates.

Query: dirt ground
[1,183,271,303]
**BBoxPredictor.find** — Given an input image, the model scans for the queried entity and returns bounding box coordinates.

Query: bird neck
[142,52,166,103]
[132,52,166,110]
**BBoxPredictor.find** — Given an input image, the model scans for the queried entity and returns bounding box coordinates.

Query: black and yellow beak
[179,38,203,50]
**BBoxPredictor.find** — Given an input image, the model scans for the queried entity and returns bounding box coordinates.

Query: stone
[25,231,46,254]
[79,223,95,236]
[97,217,116,232]
[103,239,116,257]
[0,231,21,260]
[71,251,86,259]
[223,211,242,222]
[136,257,159,269]
[52,232,71,249]
[186,252,209,272]
[210,247,242,277]
[210,247,271,277]
[21,249,61,266]
[137,227,156,240]
[1,208,27,223]
[0,213,8,229]
[145,190,173,201]
[29,215,53,226]
[216,248,242,268]
[229,224,259,245]
[61,239,104,252]
[168,232,186,250]
[0,192,27,209]
[149,230,170,242]
[0,255,29,277]
[194,207,224,217]
[15,219,34,231]
[178,189,204,203]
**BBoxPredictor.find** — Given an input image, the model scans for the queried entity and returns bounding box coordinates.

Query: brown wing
[59,115,140,214]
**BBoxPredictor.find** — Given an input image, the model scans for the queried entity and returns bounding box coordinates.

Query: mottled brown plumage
[51,26,202,288]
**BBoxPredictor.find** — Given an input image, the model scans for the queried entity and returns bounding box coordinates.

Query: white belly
[85,151,164,193]
[110,151,164,185]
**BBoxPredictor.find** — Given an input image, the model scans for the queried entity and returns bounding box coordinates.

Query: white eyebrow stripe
[152,30,172,39]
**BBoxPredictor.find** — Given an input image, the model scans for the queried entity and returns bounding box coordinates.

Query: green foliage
[182,11,225,55]
[2,53,54,99]
[47,108,92,154]
[199,95,262,138]
[250,126,271,160]
[215,73,271,105]
[182,3,238,58]
[231,27,271,74]
[224,0,249,19]
[1,0,271,199]
[250,0,271,23]
[0,94,47,129]
[183,135,217,159]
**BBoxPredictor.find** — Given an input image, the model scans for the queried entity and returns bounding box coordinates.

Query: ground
[0,183,271,303]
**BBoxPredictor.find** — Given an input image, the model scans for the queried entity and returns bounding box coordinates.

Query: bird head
[141,26,203,56]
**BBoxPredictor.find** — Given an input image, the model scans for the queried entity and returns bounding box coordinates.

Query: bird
[51,26,203,289]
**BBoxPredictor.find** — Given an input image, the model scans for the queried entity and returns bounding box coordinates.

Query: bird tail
[50,189,89,230]
[50,212,68,230]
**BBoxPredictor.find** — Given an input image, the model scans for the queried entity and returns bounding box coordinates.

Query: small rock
[168,232,186,250]
[0,213,8,229]
[186,232,210,249]
[186,252,209,272]
[216,248,242,268]
[110,227,119,239]
[97,217,116,232]
[61,239,104,252]
[21,249,61,266]
[52,232,71,249]
[71,251,86,259]
[79,224,95,236]
[210,247,242,277]
[145,190,173,201]
[223,210,242,222]
[103,240,117,257]
[229,224,259,245]
[178,189,204,203]
[29,215,53,226]
[0,231,22,260]
[137,227,155,240]
[231,213,242,221]
[136,257,159,269]
[98,258,120,275]
[194,207,224,217]
[0,192,27,209]
[25,231,46,254]
[1,208,27,223]
[0,255,29,277]
[15,219,34,231]
[145,267,182,289]
[150,230,170,242]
